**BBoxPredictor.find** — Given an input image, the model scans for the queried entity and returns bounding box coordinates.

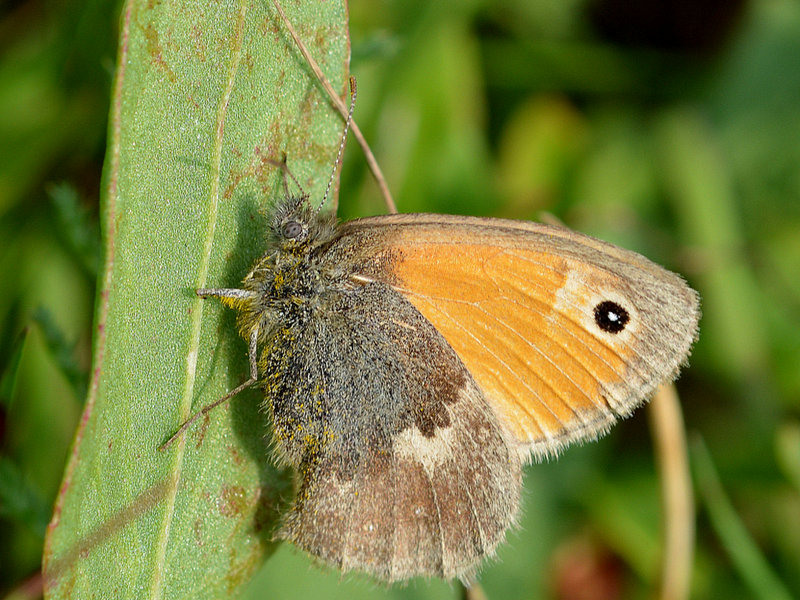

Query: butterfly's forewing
[328,214,700,460]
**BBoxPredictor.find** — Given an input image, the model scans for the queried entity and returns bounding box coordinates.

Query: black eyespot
[282,220,303,240]
[594,300,630,334]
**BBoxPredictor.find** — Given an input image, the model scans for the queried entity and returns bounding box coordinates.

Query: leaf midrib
[150,2,250,597]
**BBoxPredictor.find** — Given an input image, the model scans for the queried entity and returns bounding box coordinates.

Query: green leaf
[42,0,348,597]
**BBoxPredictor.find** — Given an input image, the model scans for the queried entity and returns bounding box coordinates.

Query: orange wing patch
[387,237,630,452]
[338,214,698,458]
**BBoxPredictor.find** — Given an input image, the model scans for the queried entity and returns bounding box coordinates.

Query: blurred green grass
[2,0,800,598]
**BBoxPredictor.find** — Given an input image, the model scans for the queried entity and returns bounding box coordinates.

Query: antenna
[265,153,306,199]
[318,77,357,213]
[271,0,396,213]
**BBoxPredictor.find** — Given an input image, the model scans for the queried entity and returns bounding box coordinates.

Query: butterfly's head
[271,196,313,245]
[269,195,335,250]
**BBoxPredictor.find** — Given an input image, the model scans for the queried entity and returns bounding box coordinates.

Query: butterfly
[166,190,699,583]
[160,1,700,584]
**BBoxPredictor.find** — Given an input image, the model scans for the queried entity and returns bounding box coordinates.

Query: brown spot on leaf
[140,23,176,83]
[218,485,247,518]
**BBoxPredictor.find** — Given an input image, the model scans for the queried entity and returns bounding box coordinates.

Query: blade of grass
[692,435,793,600]
[648,383,694,600]
[42,1,348,598]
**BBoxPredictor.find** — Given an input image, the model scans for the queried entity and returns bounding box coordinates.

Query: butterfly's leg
[159,302,260,451]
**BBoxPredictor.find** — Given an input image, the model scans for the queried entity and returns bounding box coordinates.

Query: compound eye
[282,220,303,240]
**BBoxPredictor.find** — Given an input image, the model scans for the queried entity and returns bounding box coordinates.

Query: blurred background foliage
[1,0,799,598]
